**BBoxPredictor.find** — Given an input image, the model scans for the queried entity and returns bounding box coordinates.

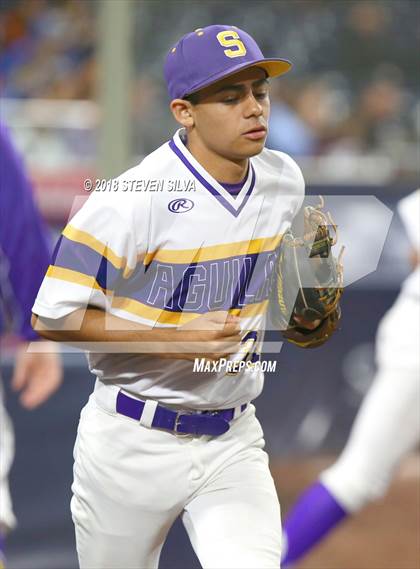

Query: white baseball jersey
[375,189,420,371]
[397,189,420,298]
[33,129,304,409]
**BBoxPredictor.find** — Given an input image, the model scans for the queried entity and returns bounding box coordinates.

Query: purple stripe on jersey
[168,139,256,217]
[116,248,279,313]
[0,122,51,340]
[47,231,281,316]
[51,234,123,291]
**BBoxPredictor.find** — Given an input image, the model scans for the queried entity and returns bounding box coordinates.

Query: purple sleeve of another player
[0,122,51,341]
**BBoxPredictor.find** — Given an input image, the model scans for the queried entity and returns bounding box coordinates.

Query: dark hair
[183,92,200,105]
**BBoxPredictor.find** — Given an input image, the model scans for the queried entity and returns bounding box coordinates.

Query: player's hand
[11,341,63,409]
[172,311,242,361]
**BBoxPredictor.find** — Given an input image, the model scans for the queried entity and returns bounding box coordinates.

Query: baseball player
[0,122,62,565]
[281,189,420,567]
[31,25,338,569]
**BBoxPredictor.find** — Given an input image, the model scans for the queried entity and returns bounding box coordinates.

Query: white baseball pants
[71,385,282,569]
[322,293,420,511]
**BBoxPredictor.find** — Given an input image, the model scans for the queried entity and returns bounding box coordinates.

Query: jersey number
[216,30,247,58]
[226,330,261,376]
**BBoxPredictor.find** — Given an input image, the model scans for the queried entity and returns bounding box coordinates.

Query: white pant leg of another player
[71,389,194,569]
[321,293,420,512]
[321,365,420,513]
[0,379,17,533]
[182,405,282,569]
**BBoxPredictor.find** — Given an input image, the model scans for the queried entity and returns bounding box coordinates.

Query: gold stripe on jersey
[230,300,268,317]
[46,265,112,294]
[111,296,269,325]
[45,265,269,324]
[112,297,196,325]
[143,234,283,265]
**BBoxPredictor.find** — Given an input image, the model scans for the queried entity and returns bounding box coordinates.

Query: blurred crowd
[0,0,95,99]
[0,0,418,178]
[133,0,419,169]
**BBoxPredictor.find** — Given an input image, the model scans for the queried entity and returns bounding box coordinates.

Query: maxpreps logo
[168,199,194,213]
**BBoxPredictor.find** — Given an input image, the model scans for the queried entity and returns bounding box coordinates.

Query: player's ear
[170,99,195,128]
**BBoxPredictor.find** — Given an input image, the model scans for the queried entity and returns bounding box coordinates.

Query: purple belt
[116,391,247,436]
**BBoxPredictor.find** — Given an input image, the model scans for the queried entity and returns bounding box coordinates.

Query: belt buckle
[174,411,193,438]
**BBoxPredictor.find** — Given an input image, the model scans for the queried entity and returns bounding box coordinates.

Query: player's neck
[186,135,248,184]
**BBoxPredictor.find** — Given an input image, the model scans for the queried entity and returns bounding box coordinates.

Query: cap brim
[254,58,292,78]
[185,58,292,98]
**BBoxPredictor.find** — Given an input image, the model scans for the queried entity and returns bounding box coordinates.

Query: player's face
[188,67,270,160]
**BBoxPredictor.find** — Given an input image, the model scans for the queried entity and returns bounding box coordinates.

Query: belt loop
[139,400,158,428]
[233,405,241,420]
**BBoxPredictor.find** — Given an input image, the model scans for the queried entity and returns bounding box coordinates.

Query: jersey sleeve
[397,189,420,254]
[261,147,306,220]
[32,183,150,321]
[281,152,306,218]
[0,123,52,341]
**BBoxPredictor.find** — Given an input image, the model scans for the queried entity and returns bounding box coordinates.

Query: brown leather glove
[270,197,344,348]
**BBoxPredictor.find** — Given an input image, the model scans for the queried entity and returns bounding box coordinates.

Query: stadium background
[0,1,418,568]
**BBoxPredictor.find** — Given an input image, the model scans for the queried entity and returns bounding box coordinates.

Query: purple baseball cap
[164,25,292,100]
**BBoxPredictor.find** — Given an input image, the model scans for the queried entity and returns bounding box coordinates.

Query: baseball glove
[270,197,344,348]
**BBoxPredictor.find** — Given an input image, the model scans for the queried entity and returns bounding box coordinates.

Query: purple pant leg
[282,481,348,566]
